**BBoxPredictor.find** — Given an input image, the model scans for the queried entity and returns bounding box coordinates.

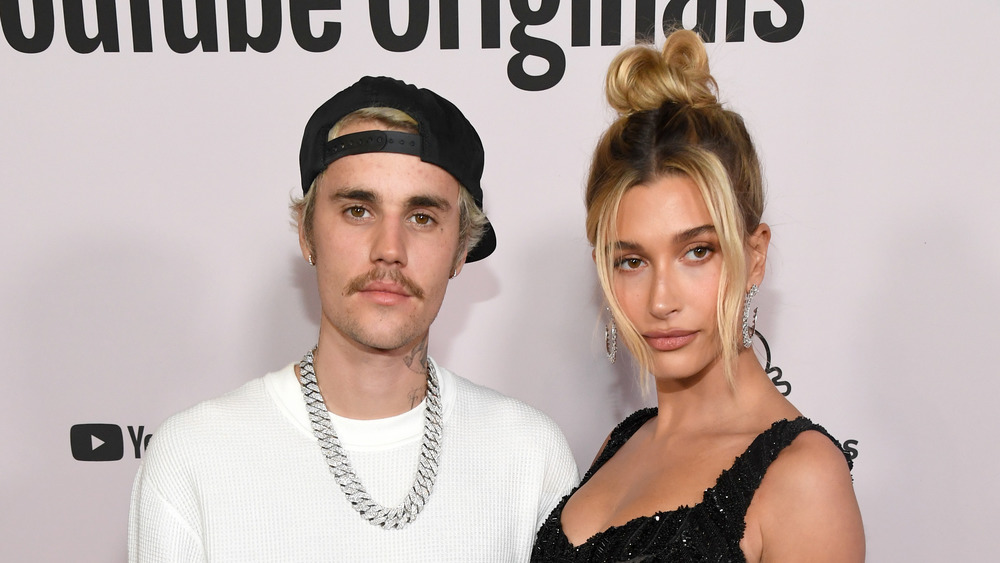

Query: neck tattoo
[298,347,443,529]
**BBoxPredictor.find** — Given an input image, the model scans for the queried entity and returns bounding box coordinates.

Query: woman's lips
[643,331,698,351]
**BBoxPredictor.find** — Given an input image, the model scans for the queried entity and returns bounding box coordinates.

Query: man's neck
[302,330,431,420]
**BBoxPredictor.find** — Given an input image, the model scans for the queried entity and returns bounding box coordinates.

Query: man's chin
[346,328,424,355]
[324,311,432,354]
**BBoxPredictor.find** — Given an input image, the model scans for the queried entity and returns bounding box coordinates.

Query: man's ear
[298,209,313,265]
[747,223,771,288]
[450,249,468,278]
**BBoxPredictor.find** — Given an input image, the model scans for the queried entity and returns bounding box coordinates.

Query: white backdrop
[2,1,999,561]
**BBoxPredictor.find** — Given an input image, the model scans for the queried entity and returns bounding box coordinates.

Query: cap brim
[464,221,496,263]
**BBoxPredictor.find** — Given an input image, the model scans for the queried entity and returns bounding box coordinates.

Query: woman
[532,30,864,562]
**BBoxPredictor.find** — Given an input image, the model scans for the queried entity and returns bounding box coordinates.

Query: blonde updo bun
[605,29,719,115]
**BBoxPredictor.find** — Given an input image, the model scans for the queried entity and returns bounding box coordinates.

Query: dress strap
[708,417,852,538]
[581,408,657,484]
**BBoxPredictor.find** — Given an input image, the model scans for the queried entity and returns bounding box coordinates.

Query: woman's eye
[686,246,712,260]
[617,257,644,270]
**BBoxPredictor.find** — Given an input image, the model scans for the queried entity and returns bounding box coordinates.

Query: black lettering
[481,0,499,48]
[601,0,621,46]
[663,0,717,43]
[289,0,340,52]
[163,0,219,53]
[755,332,791,396]
[439,0,457,48]
[128,425,145,459]
[770,370,791,396]
[725,0,745,42]
[369,0,428,52]
[570,0,587,47]
[842,439,859,461]
[228,0,282,52]
[63,0,119,53]
[754,0,802,43]
[634,0,655,42]
[0,0,55,53]
[130,0,152,51]
[507,0,564,91]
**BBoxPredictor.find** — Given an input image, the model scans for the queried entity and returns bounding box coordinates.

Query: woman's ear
[747,223,771,288]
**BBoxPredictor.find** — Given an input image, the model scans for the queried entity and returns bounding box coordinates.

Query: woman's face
[612,175,724,382]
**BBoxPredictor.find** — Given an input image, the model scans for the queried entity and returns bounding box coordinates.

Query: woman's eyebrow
[674,224,715,244]
[607,224,716,254]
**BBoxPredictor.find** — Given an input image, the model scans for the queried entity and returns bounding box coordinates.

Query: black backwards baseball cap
[299,76,496,263]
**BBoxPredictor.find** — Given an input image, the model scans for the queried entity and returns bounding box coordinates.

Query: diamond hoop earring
[605,307,617,363]
[307,254,315,266]
[742,284,759,348]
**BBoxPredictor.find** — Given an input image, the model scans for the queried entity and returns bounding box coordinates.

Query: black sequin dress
[531,409,852,562]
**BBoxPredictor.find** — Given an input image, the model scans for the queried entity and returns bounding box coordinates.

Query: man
[128,76,578,561]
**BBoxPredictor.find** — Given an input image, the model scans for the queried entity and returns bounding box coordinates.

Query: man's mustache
[344,268,425,300]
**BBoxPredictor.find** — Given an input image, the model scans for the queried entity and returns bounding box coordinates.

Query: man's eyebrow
[674,224,716,244]
[331,188,379,204]
[406,194,452,211]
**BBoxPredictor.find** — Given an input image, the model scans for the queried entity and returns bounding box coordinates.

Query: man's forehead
[318,154,461,207]
[327,185,454,210]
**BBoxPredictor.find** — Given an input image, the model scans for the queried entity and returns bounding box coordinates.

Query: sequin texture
[531,409,852,562]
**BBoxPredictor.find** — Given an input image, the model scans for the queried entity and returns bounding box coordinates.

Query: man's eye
[347,207,368,218]
[411,213,432,225]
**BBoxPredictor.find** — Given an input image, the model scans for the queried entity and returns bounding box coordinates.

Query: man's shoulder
[441,369,580,489]
[147,365,296,458]
[449,371,539,413]
[155,377,267,435]
[445,370,565,438]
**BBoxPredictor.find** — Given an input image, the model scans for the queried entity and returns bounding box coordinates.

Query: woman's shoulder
[758,420,857,508]
[743,417,857,518]
[755,417,852,466]
[778,423,853,468]
[742,418,865,562]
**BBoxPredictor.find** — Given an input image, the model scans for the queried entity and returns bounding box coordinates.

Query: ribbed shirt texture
[128,358,579,562]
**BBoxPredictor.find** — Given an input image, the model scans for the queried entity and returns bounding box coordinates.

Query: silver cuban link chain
[298,348,443,529]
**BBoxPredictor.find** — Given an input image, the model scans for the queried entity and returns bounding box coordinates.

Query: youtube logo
[70,423,152,461]
[70,424,124,462]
